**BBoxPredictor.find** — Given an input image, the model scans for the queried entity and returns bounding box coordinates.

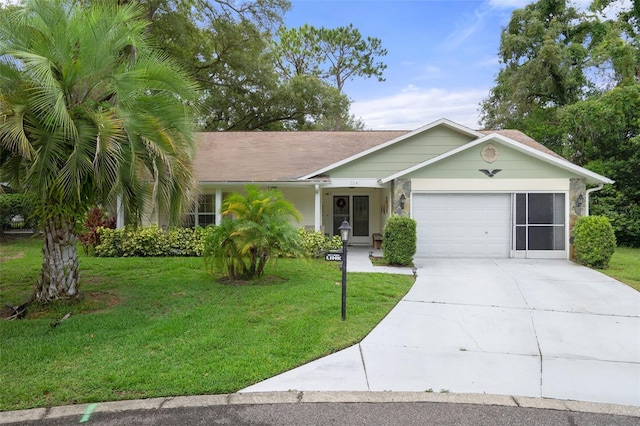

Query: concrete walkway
[345,246,415,275]
[242,253,640,407]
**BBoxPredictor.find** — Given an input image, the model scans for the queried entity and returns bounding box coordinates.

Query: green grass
[598,247,640,292]
[0,236,414,411]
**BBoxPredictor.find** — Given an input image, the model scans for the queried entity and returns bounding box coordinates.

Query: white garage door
[413,194,511,258]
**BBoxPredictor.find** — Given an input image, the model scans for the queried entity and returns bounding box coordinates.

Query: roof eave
[381,133,614,185]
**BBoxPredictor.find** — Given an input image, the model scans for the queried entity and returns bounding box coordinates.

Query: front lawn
[0,236,414,411]
[599,247,640,292]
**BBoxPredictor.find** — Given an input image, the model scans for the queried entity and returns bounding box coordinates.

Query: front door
[333,195,370,244]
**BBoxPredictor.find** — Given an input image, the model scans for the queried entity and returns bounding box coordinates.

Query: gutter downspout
[585,184,605,216]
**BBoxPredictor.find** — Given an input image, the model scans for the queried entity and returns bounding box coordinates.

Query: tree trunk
[35,215,80,302]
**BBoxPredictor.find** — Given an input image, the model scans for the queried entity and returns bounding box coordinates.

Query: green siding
[329,126,473,179]
[406,142,582,179]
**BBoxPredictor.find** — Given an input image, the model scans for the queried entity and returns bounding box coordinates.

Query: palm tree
[0,0,199,302]
[204,185,302,280]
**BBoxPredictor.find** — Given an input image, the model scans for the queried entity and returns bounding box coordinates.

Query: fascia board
[298,118,484,180]
[380,133,614,185]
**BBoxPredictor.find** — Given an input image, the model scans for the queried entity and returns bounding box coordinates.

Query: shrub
[95,227,125,257]
[95,225,205,257]
[120,225,169,257]
[383,215,417,266]
[296,228,343,258]
[573,215,616,269]
[167,226,205,256]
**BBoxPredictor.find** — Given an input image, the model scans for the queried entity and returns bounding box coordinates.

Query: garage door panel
[414,194,511,258]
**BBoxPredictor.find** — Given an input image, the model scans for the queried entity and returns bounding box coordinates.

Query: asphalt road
[6,402,640,426]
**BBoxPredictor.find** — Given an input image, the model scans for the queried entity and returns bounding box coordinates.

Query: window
[515,193,565,251]
[184,194,215,227]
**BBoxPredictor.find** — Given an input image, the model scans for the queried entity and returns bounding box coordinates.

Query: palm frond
[0,0,198,224]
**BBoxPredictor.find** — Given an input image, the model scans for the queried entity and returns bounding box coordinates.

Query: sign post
[338,220,351,321]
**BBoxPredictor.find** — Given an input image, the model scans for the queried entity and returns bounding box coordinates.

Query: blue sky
[284,0,602,130]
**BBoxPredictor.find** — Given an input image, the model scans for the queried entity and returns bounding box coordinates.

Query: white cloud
[424,65,441,74]
[351,86,489,131]
[592,0,633,19]
[443,7,490,49]
[488,0,531,9]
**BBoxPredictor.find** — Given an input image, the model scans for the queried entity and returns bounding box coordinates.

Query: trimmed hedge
[296,228,343,258]
[573,215,616,269]
[383,215,417,266]
[96,226,206,257]
[95,226,341,259]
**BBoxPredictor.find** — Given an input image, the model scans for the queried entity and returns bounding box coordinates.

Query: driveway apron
[241,258,640,407]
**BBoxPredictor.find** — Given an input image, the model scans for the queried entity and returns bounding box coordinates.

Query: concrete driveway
[242,259,640,407]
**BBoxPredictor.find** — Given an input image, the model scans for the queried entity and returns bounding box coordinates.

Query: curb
[1,392,639,424]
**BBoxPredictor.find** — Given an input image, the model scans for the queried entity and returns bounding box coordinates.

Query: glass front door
[333,195,370,244]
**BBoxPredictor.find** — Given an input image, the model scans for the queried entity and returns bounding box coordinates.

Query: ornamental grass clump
[573,215,616,269]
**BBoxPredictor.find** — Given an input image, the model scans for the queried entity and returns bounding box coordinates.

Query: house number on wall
[350,180,359,186]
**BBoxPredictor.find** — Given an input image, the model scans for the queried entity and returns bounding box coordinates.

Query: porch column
[116,194,125,229]
[215,188,222,225]
[314,184,321,231]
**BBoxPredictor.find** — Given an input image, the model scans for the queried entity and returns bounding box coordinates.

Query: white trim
[522,251,568,259]
[298,118,483,180]
[321,178,387,189]
[411,178,570,192]
[199,181,322,188]
[380,133,614,185]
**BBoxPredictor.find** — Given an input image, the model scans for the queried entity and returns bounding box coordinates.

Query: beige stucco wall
[278,186,315,228]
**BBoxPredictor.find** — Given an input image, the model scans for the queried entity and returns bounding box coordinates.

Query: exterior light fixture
[400,194,406,210]
[576,193,584,208]
[338,219,351,321]
[339,219,351,244]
